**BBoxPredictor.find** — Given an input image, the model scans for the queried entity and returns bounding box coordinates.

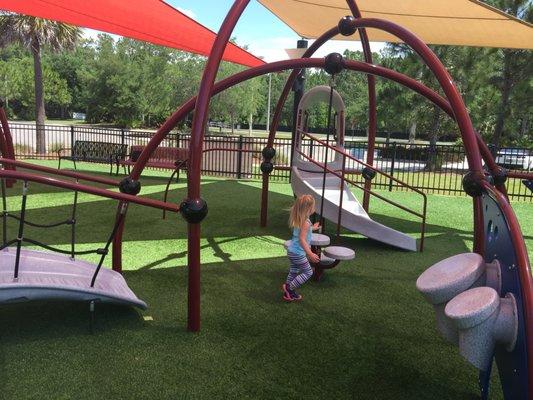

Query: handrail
[507,170,533,180]
[0,170,179,213]
[0,158,119,186]
[296,130,427,251]
[299,130,427,198]
[296,150,425,219]
[202,147,260,154]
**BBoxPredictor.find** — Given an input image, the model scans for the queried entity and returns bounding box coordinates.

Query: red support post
[345,0,377,213]
[183,0,252,332]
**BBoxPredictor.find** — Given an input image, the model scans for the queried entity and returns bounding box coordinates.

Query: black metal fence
[7,122,532,201]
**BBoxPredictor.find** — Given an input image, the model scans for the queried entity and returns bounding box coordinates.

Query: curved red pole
[347,18,482,172]
[261,27,339,227]
[345,1,377,212]
[112,52,491,333]
[186,0,249,332]
[482,181,533,396]
[266,28,339,148]
[0,106,16,187]
[0,170,179,212]
[0,158,119,186]
[114,55,492,275]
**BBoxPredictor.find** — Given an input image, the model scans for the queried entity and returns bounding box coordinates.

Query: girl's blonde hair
[289,195,315,228]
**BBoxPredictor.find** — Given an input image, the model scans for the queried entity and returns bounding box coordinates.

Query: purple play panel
[0,248,147,309]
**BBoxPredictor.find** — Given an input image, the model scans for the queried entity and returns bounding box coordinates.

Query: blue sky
[85,0,384,62]
[165,0,384,61]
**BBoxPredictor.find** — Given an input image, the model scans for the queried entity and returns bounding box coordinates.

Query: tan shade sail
[258,0,533,49]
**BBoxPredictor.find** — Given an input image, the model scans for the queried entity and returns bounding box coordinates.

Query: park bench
[120,145,188,218]
[57,140,128,175]
[119,145,188,178]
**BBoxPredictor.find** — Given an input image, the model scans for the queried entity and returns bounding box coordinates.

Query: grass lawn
[0,161,531,400]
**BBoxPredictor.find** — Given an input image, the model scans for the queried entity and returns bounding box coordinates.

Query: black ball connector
[338,16,357,36]
[362,167,376,181]
[119,177,141,195]
[324,53,344,76]
[260,161,274,174]
[180,198,208,224]
[462,171,486,197]
[262,146,276,160]
[492,167,508,186]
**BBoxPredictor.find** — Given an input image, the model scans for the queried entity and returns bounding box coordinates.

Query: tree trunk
[248,112,253,136]
[492,50,513,149]
[408,121,417,145]
[31,37,46,155]
[425,105,441,172]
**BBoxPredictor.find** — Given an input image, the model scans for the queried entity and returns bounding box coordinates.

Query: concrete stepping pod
[445,286,518,371]
[416,253,501,343]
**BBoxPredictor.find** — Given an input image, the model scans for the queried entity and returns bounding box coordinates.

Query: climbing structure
[0,1,530,398]
[291,85,422,251]
[101,2,530,399]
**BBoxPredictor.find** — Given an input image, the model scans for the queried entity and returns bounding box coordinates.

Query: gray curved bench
[0,248,147,310]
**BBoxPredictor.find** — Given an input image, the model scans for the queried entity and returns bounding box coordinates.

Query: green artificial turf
[0,161,531,400]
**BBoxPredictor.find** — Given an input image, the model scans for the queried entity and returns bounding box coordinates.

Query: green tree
[0,13,80,153]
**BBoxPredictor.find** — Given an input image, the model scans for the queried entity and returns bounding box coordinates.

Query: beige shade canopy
[258,0,533,49]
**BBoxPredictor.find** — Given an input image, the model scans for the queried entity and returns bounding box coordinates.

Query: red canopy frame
[102,1,531,398]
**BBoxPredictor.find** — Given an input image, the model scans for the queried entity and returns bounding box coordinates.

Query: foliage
[0,13,81,153]
[0,11,530,147]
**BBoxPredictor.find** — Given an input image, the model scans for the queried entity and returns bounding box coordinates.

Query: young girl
[282,194,320,301]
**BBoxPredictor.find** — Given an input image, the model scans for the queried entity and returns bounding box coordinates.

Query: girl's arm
[300,221,319,263]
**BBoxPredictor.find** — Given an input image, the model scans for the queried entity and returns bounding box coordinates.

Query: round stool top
[416,253,484,305]
[320,253,336,266]
[323,246,355,260]
[445,286,499,330]
[311,233,330,246]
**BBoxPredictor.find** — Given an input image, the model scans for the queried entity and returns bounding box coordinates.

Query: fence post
[120,128,125,146]
[70,125,74,150]
[237,135,243,179]
[389,142,397,191]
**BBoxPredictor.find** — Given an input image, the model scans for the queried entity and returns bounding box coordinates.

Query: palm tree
[0,13,81,154]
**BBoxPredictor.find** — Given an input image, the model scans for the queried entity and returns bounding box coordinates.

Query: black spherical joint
[262,146,276,160]
[492,167,508,186]
[119,177,141,195]
[338,16,357,36]
[260,161,274,174]
[324,53,344,76]
[462,171,487,197]
[180,198,208,224]
[362,167,376,181]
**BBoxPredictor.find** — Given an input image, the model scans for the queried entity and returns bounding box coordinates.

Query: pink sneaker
[282,283,302,301]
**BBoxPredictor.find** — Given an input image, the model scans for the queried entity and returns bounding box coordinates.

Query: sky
[85,0,385,62]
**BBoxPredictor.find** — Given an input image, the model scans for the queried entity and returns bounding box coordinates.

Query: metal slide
[291,166,417,251]
[291,85,417,251]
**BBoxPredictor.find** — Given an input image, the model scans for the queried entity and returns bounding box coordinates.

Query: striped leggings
[286,252,313,289]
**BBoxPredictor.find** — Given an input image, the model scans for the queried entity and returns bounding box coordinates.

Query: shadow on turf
[0,179,502,252]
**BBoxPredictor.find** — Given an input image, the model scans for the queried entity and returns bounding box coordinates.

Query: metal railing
[297,130,427,251]
[5,122,532,201]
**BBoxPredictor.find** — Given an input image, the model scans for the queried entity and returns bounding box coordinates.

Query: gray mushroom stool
[284,233,355,281]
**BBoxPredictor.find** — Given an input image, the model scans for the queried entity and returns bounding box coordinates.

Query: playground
[0,163,528,400]
[0,0,531,399]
